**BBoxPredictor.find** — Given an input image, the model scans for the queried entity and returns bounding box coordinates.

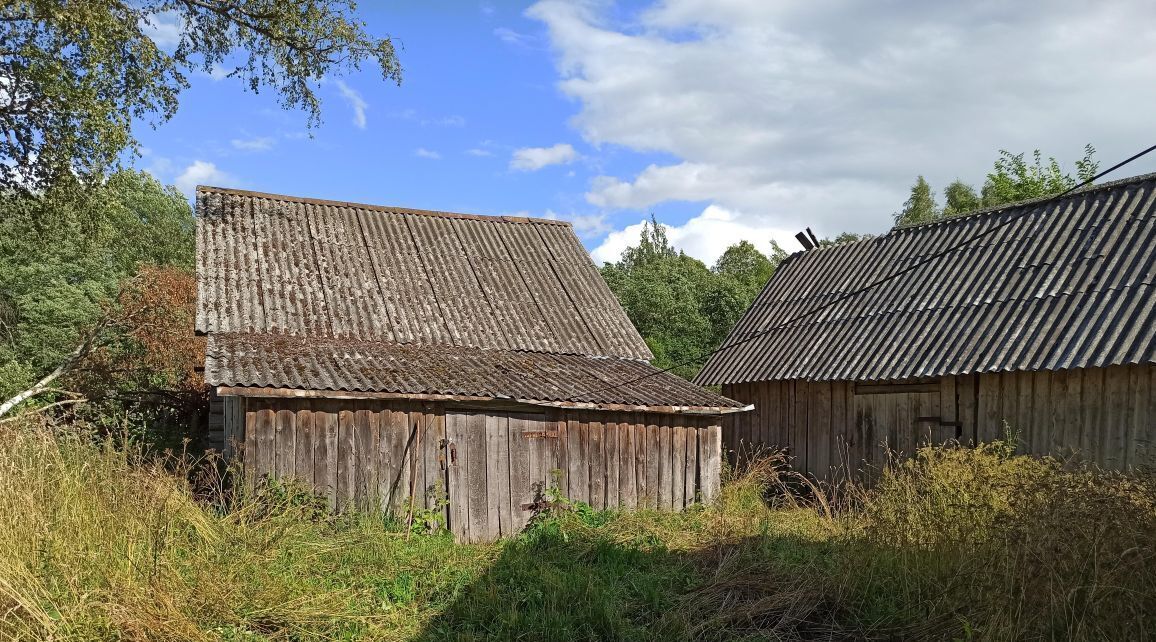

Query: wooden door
[853,385,955,472]
[444,410,550,543]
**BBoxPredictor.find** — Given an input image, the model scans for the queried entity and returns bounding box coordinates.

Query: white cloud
[140,10,182,48]
[230,136,275,152]
[466,148,493,157]
[590,205,797,266]
[415,147,441,160]
[494,27,537,47]
[334,79,368,129]
[510,143,578,171]
[174,160,234,196]
[528,0,1156,248]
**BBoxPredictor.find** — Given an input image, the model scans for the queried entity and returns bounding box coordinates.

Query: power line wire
[574,142,1156,400]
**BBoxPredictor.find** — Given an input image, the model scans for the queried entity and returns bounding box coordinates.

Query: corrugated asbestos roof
[197,186,742,411]
[207,333,742,410]
[696,172,1156,385]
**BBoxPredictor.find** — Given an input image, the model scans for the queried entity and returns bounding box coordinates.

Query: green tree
[894,145,1099,227]
[0,171,194,402]
[601,219,787,379]
[0,0,402,192]
[894,175,940,226]
[943,180,981,217]
[980,145,1098,207]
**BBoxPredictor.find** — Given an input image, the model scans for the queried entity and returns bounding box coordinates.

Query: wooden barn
[695,173,1156,480]
[196,186,746,542]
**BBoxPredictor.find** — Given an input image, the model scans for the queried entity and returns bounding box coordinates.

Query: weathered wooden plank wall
[724,364,1155,481]
[226,398,723,543]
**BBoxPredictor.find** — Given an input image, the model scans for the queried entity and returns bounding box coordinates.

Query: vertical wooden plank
[294,409,314,488]
[685,423,698,505]
[1125,366,1147,470]
[273,409,296,481]
[354,408,376,509]
[566,415,587,504]
[589,418,606,510]
[466,412,489,542]
[242,409,257,488]
[977,374,1001,445]
[486,414,509,539]
[940,376,958,426]
[1080,368,1104,463]
[604,420,619,509]
[956,374,978,446]
[1030,372,1051,457]
[444,411,469,542]
[634,420,648,509]
[254,408,276,484]
[315,408,338,510]
[390,409,414,515]
[619,418,637,509]
[645,416,661,510]
[554,412,568,499]
[699,424,722,503]
[672,424,687,509]
[404,409,425,515]
[829,382,848,480]
[792,380,809,476]
[422,409,446,516]
[657,417,673,511]
[1103,367,1130,470]
[380,409,397,513]
[336,409,357,510]
[1063,369,1085,459]
[809,382,831,481]
[1015,373,1033,454]
[508,414,534,533]
[1049,370,1071,456]
[526,416,545,504]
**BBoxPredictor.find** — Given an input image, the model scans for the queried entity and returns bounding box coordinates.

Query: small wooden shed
[695,172,1156,479]
[196,186,746,542]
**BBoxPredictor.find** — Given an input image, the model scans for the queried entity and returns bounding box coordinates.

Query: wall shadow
[410,520,877,642]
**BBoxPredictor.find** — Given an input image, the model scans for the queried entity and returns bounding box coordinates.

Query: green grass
[0,419,1153,641]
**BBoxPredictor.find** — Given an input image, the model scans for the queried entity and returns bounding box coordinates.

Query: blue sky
[136,1,1156,265]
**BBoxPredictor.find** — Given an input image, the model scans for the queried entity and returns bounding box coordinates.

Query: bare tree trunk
[0,329,101,418]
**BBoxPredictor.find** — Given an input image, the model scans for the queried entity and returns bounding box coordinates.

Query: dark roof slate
[696,172,1156,385]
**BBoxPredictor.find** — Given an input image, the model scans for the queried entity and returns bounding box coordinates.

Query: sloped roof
[696,172,1156,385]
[197,186,742,412]
[206,333,740,412]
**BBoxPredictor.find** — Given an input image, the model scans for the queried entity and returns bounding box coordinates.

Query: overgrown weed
[0,416,1152,640]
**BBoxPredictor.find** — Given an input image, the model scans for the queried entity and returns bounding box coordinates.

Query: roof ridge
[196,184,571,227]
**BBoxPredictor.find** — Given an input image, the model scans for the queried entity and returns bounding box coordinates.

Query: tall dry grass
[0,416,1152,641]
[669,442,1156,641]
[0,418,395,640]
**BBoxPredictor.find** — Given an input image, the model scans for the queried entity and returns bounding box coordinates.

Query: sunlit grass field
[0,418,1152,641]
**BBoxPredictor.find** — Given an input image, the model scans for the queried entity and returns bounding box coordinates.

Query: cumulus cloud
[174,160,234,195]
[510,143,578,171]
[140,10,182,48]
[590,205,797,266]
[334,79,368,129]
[415,147,442,159]
[528,0,1156,258]
[230,136,275,152]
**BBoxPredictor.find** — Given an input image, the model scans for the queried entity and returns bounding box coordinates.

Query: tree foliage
[893,145,1099,227]
[600,218,787,379]
[0,171,196,430]
[0,0,402,191]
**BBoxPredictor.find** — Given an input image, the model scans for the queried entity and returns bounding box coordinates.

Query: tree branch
[0,320,108,418]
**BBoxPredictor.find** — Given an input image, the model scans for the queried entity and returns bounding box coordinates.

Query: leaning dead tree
[0,320,108,419]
